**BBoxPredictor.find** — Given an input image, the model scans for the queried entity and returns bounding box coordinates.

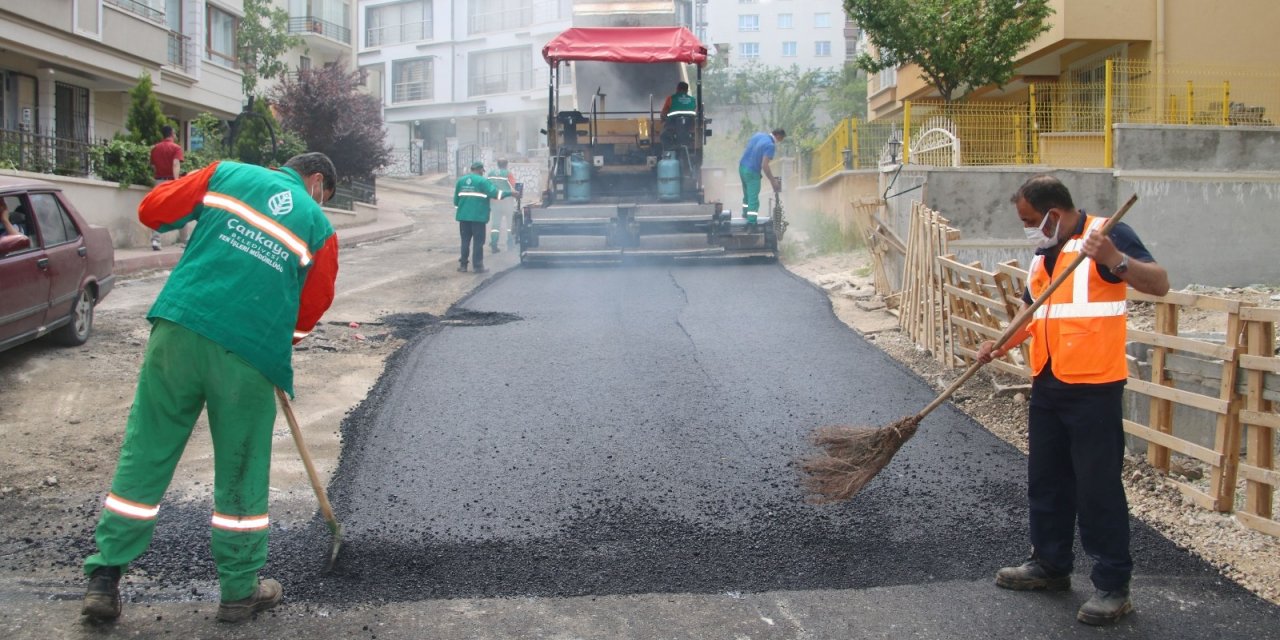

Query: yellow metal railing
[803,60,1280,182]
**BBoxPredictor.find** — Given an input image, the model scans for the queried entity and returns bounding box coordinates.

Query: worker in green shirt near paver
[456,159,511,273]
[80,153,340,625]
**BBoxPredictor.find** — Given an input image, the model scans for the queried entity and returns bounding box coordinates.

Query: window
[815,41,831,57]
[738,15,759,32]
[206,4,238,68]
[104,0,164,23]
[366,0,431,47]
[469,0,534,34]
[29,193,80,247]
[469,47,532,96]
[781,41,796,57]
[777,13,792,29]
[878,66,897,89]
[392,57,433,103]
[814,12,830,28]
[739,42,759,59]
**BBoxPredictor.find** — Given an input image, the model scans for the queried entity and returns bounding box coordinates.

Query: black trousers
[458,220,486,268]
[1027,381,1132,591]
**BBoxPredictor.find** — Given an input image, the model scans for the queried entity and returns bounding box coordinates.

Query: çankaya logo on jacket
[268,191,294,217]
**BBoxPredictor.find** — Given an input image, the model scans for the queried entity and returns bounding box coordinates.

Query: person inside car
[1,199,28,238]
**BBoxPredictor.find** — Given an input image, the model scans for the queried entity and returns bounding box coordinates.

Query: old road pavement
[11,257,1280,638]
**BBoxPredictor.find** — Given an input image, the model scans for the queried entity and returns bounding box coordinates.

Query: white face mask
[1024,212,1060,249]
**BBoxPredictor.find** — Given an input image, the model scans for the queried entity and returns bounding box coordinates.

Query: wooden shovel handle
[914,193,1139,420]
[276,387,339,527]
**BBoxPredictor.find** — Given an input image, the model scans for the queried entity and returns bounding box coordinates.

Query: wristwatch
[1112,254,1130,274]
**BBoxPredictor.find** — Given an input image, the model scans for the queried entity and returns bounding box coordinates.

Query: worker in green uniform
[456,159,511,273]
[662,81,697,119]
[80,153,340,625]
[485,157,517,253]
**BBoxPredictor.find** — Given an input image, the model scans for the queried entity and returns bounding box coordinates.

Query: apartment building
[275,0,355,87]
[356,0,575,163]
[0,0,246,148]
[700,0,855,71]
[867,0,1280,121]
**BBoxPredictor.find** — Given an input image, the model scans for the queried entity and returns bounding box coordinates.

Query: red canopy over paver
[541,27,708,66]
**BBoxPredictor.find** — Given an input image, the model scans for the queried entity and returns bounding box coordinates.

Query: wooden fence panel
[1238,306,1280,536]
[938,255,1028,377]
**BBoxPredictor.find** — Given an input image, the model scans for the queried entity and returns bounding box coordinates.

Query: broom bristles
[800,415,921,503]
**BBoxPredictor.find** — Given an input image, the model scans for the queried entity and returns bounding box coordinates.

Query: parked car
[0,176,115,353]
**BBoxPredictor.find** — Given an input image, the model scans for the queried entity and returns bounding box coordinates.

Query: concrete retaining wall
[1115,124,1280,172]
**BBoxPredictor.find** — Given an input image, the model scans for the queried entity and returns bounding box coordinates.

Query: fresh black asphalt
[131,262,1277,637]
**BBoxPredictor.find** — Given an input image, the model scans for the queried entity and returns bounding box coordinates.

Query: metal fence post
[1222,81,1231,125]
[850,117,859,169]
[903,101,911,165]
[1104,59,1114,168]
[1029,84,1039,163]
[1186,81,1194,125]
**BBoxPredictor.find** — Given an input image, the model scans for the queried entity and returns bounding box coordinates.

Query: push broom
[801,194,1139,503]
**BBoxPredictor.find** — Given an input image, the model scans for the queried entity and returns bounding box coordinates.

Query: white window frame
[739,42,760,59]
[738,15,759,32]
[777,13,792,29]
[814,12,830,28]
[781,41,797,57]
[815,41,831,57]
[392,57,434,103]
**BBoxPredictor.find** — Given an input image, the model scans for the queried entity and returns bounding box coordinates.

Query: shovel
[276,387,344,570]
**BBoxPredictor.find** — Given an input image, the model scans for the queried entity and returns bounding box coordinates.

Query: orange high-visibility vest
[1028,214,1129,384]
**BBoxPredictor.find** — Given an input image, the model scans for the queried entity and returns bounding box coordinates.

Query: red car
[0,176,115,352]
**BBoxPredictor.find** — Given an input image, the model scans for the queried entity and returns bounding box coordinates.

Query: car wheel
[55,287,95,346]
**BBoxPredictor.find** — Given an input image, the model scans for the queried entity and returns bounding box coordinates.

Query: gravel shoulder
[783,249,1280,606]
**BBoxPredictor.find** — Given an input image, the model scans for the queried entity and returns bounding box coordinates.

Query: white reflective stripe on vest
[293,330,310,340]
[211,513,270,531]
[104,493,160,519]
[459,192,490,198]
[203,193,314,267]
[667,110,697,116]
[1034,300,1127,319]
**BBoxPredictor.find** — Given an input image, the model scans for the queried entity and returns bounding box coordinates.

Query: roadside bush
[90,138,154,188]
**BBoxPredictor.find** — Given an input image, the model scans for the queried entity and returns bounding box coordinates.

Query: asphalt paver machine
[517,26,785,263]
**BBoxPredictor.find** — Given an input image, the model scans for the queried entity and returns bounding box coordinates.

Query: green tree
[827,63,868,121]
[239,0,304,96]
[124,72,169,144]
[846,0,1053,103]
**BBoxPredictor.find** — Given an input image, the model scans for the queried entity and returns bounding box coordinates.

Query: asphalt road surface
[57,261,1280,637]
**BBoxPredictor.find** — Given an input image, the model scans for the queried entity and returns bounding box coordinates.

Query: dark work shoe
[490,244,501,253]
[81,566,122,622]
[457,264,468,273]
[995,559,1071,591]
[1077,588,1132,626]
[217,578,283,623]
[473,266,489,273]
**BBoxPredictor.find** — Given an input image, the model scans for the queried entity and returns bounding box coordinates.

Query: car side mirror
[0,233,31,255]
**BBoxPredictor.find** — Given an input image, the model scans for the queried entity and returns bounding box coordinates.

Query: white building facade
[356,0,576,172]
[698,0,856,72]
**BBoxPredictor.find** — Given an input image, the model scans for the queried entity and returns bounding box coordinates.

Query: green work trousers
[84,319,277,601]
[740,167,762,216]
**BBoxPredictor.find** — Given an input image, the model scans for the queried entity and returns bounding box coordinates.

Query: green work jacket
[454,172,508,223]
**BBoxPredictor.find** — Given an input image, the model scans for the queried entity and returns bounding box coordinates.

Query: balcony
[289,16,353,51]
[393,81,432,104]
[105,0,165,24]
[166,31,195,74]
[366,21,433,48]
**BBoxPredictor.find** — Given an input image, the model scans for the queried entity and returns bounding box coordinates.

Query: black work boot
[995,558,1071,591]
[217,578,283,623]
[81,566,122,622]
[473,264,488,273]
[1077,588,1132,625]
[457,262,468,273]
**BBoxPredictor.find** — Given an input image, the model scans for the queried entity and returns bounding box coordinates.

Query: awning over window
[541,27,708,66]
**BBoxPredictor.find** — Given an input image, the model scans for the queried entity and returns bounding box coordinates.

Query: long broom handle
[276,387,340,530]
[914,193,1139,420]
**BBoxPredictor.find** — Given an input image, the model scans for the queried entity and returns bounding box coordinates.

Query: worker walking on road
[456,159,510,273]
[81,153,340,625]
[485,158,517,253]
[739,128,785,219]
[978,175,1169,627]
